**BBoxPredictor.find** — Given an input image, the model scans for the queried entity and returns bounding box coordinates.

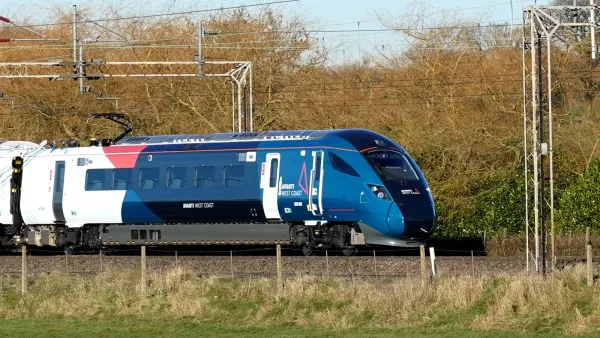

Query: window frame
[166,166,188,189]
[223,164,245,188]
[328,152,360,177]
[195,165,216,188]
[112,168,133,190]
[85,169,108,191]
[138,167,160,190]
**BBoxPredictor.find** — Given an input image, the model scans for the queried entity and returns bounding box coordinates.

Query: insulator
[0,16,10,23]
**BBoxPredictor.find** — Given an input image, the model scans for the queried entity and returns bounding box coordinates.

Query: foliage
[3,2,600,237]
[556,158,600,231]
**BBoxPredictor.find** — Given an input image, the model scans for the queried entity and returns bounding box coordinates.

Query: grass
[1,265,600,336]
[0,319,593,338]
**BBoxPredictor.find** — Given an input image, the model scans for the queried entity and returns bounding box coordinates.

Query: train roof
[115,130,331,145]
[114,129,405,153]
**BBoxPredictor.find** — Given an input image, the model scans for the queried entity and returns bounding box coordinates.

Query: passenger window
[113,169,132,190]
[223,165,244,187]
[269,158,278,188]
[195,166,215,188]
[139,230,147,240]
[329,152,359,177]
[86,169,106,191]
[167,167,187,189]
[139,168,159,190]
[131,230,139,240]
[149,230,161,240]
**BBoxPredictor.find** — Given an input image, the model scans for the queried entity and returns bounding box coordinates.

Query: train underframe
[1,221,366,256]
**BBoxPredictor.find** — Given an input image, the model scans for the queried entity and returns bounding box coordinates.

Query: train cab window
[269,158,279,187]
[139,230,147,240]
[195,166,215,188]
[223,165,244,187]
[139,167,159,190]
[85,169,107,191]
[329,152,359,177]
[112,169,132,190]
[167,167,187,189]
[365,150,420,181]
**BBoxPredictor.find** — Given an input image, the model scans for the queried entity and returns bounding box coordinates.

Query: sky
[0,0,540,63]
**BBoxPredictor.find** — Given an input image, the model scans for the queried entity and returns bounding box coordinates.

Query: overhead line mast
[0,4,257,133]
[522,0,598,275]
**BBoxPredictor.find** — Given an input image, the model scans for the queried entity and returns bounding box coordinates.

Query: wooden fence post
[325,250,330,278]
[373,250,377,278]
[471,250,475,277]
[276,245,283,293]
[586,226,593,287]
[141,246,147,294]
[21,245,27,294]
[420,245,426,284]
[230,250,234,279]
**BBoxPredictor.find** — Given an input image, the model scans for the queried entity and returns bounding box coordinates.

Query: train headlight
[367,184,391,200]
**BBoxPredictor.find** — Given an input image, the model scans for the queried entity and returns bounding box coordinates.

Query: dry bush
[1,2,600,235]
[486,234,600,257]
[1,266,600,334]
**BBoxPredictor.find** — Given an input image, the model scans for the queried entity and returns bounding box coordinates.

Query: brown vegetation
[1,2,600,235]
[0,266,599,334]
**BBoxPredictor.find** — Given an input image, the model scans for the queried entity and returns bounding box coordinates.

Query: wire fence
[0,245,539,280]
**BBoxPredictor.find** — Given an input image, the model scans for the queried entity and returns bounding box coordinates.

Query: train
[0,125,436,256]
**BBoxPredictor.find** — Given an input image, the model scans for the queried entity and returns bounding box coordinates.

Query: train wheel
[302,246,314,256]
[342,247,358,257]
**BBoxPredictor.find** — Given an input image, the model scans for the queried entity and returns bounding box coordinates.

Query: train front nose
[386,185,436,239]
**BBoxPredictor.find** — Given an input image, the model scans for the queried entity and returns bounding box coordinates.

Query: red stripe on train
[103,145,146,168]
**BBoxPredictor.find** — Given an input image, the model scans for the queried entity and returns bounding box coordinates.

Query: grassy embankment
[1,265,600,337]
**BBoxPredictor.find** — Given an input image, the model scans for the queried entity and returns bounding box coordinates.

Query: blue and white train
[0,129,436,255]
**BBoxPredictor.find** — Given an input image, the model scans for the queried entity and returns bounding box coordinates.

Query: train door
[309,150,324,216]
[52,161,66,222]
[262,153,281,219]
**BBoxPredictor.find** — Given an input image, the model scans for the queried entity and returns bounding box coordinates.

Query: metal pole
[547,34,555,271]
[538,30,546,276]
[79,44,84,94]
[231,81,235,132]
[249,65,253,132]
[243,83,248,132]
[237,81,242,133]
[530,11,540,273]
[72,5,78,87]
[198,21,203,77]
[592,0,596,60]
[522,12,530,273]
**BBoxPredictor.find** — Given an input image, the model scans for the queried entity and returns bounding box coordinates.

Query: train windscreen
[364,150,420,181]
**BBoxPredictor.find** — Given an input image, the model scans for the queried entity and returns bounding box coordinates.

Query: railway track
[0,254,532,277]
